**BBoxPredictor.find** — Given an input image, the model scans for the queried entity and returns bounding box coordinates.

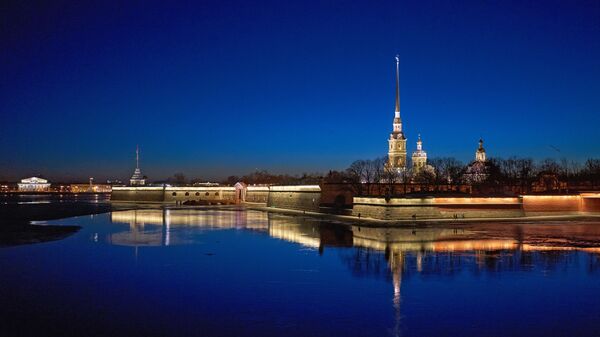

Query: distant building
[411,134,436,179]
[412,134,427,173]
[387,55,407,171]
[130,145,146,186]
[70,184,112,193]
[18,177,51,192]
[463,139,490,184]
[107,179,124,186]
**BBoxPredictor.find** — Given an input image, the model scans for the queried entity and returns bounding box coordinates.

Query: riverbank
[0,199,138,246]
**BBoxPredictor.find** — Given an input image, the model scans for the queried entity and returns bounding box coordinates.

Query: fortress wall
[111,187,165,202]
[581,194,600,213]
[267,185,321,212]
[352,196,524,220]
[522,195,582,216]
[246,186,270,204]
[164,187,236,204]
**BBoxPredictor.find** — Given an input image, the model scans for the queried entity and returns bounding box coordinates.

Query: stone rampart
[353,196,524,220]
[267,185,321,212]
[111,187,166,202]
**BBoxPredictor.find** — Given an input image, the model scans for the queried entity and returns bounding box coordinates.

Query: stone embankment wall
[112,186,600,219]
[267,185,321,212]
[353,197,525,220]
[111,187,166,202]
[111,185,304,207]
[522,195,581,216]
[163,187,236,203]
[246,186,270,203]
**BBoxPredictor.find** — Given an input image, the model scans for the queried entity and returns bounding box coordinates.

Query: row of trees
[342,156,600,195]
[223,170,323,185]
[160,157,600,191]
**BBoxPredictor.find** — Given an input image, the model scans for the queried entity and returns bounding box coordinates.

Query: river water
[1,208,600,336]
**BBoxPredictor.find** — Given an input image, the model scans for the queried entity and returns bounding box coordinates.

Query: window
[195,192,200,196]
[185,192,189,196]
[172,192,177,196]
[214,192,218,196]
[205,192,209,196]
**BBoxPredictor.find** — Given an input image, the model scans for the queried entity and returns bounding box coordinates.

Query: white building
[18,177,51,192]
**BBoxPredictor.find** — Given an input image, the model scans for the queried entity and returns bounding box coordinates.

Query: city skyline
[2,1,599,182]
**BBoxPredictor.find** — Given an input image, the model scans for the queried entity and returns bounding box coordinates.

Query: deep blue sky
[1,0,599,182]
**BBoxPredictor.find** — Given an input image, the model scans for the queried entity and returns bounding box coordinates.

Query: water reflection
[107,209,600,336]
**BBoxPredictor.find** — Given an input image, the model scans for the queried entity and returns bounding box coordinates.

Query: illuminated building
[387,55,407,171]
[411,134,427,173]
[463,138,490,184]
[129,145,146,186]
[17,177,51,192]
[475,138,486,162]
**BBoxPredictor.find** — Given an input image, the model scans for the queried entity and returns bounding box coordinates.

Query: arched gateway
[234,182,247,204]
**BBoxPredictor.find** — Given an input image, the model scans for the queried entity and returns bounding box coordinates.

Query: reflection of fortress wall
[352,197,524,220]
[111,209,269,229]
[267,185,321,212]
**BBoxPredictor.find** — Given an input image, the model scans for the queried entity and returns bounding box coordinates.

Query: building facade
[17,177,51,192]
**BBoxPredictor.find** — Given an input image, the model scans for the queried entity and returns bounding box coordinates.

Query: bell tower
[475,138,486,162]
[388,55,407,170]
[412,134,427,173]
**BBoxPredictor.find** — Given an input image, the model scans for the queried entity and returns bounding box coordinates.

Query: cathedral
[387,56,431,175]
[463,138,490,184]
[387,56,407,170]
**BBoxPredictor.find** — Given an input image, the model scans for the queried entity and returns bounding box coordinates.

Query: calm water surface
[1,208,600,337]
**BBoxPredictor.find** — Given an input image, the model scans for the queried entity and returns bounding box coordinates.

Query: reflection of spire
[389,248,403,337]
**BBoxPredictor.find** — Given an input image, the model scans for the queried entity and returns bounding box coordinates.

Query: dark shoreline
[0,200,136,247]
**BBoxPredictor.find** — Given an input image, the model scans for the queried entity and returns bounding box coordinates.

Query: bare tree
[382,163,401,198]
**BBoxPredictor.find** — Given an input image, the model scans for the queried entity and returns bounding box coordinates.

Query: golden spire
[395,55,400,116]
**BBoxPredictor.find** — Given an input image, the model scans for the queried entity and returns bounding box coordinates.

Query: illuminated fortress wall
[353,197,525,220]
[245,186,270,203]
[522,195,581,216]
[111,187,166,202]
[267,185,321,212]
[111,185,306,207]
[112,187,600,218]
[582,194,600,213]
[163,187,236,203]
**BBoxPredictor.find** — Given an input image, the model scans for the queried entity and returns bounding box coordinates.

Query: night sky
[1,0,599,182]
